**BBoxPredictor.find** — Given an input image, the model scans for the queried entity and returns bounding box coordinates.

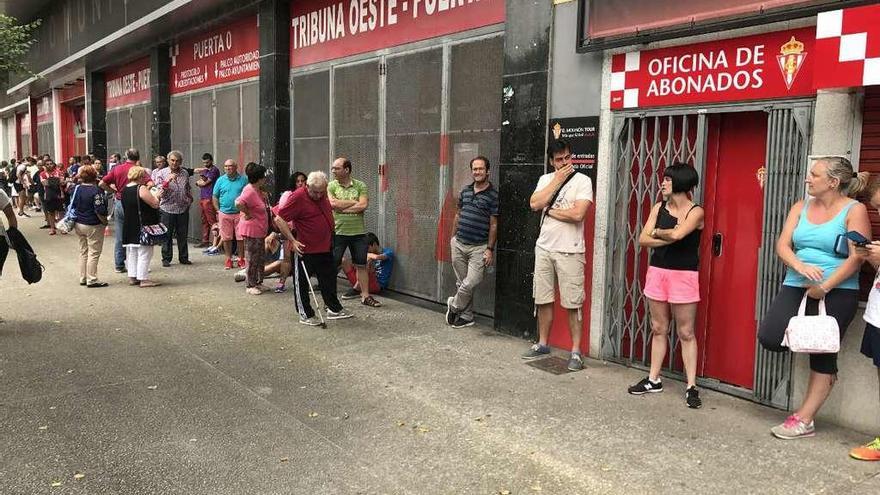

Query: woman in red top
[40,160,65,235]
[235,162,270,295]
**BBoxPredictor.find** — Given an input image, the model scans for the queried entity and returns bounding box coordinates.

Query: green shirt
[328,178,368,235]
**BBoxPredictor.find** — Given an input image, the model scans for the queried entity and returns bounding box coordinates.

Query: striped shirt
[456,182,499,245]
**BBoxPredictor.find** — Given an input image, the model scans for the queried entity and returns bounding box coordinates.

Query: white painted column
[52,89,63,163]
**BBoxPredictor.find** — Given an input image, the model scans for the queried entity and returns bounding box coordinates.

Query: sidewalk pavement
[0,216,879,494]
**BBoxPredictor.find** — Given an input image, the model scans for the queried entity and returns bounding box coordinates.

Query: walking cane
[299,257,327,329]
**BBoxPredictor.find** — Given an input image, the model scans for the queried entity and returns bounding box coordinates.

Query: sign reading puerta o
[610,28,816,110]
[290,0,505,68]
[170,16,260,95]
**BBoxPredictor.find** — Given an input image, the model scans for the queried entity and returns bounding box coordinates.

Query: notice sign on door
[170,16,260,95]
[290,0,505,68]
[546,116,599,194]
[610,27,816,110]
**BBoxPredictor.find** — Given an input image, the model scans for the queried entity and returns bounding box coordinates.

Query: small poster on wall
[547,116,599,194]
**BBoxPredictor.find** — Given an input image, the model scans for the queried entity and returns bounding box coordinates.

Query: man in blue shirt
[212,159,248,270]
[445,156,499,328]
[341,233,394,297]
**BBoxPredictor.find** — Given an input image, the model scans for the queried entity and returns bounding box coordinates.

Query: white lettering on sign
[215,49,261,78]
[176,66,207,89]
[291,0,479,49]
[645,44,767,98]
[106,68,151,99]
[194,31,234,60]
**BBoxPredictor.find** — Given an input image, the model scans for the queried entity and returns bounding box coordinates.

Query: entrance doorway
[603,102,813,406]
[697,112,767,389]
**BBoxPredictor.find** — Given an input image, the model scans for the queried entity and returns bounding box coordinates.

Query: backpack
[44,175,62,202]
[5,227,43,284]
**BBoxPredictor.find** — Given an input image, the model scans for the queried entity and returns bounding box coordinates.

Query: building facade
[3,0,879,432]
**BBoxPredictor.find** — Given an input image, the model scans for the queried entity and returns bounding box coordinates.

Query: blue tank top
[783,198,859,289]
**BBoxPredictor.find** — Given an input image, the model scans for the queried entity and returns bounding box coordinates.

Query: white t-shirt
[534,172,593,253]
[15,164,27,183]
[865,272,880,328]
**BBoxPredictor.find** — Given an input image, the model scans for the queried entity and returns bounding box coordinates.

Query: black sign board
[547,116,599,194]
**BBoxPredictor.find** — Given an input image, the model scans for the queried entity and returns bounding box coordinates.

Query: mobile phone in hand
[845,230,870,247]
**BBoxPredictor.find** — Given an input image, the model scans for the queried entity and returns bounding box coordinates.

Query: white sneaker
[234,269,246,283]
[299,316,322,326]
[326,308,353,320]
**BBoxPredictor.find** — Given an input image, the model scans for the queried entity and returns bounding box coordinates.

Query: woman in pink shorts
[627,162,705,409]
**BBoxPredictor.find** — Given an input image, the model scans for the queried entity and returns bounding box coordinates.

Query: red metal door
[698,111,767,389]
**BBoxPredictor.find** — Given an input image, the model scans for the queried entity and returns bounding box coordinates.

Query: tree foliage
[0,15,41,79]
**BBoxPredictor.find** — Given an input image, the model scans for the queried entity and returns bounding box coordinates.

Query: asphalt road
[1,215,879,494]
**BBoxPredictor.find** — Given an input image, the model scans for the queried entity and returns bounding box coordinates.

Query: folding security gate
[290,33,503,316]
[169,81,260,240]
[603,101,813,408]
[754,104,813,408]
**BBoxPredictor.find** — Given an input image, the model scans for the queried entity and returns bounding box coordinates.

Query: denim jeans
[113,200,125,270]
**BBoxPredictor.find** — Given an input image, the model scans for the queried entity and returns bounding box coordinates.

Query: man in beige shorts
[522,138,593,371]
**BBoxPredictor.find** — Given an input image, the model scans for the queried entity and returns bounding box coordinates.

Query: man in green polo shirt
[328,157,381,307]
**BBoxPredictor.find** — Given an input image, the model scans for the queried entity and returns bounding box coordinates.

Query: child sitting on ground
[203,223,222,255]
[341,232,394,299]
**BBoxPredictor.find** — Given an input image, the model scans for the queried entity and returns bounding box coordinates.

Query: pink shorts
[643,266,700,304]
[218,212,241,241]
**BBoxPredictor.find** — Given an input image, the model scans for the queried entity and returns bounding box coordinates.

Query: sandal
[86,282,109,288]
[361,296,382,307]
[128,278,140,286]
[138,280,161,288]
[274,283,286,293]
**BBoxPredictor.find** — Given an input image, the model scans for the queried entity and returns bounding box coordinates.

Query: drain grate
[524,356,574,375]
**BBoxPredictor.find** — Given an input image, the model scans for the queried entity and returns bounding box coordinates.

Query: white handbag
[782,294,840,353]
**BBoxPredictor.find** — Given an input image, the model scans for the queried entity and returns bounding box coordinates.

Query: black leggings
[758,285,858,374]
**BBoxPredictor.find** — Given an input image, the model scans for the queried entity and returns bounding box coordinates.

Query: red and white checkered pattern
[814,4,880,89]
[609,51,641,109]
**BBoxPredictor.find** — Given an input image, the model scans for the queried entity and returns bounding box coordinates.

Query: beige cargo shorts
[533,246,585,309]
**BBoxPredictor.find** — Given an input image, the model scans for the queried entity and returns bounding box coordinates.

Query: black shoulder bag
[540,172,577,228]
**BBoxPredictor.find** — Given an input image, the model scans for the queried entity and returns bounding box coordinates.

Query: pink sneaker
[770,414,815,439]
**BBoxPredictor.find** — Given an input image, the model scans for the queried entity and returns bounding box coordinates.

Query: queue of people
[7,140,880,462]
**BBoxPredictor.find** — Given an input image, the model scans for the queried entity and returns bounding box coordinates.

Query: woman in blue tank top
[758,156,870,440]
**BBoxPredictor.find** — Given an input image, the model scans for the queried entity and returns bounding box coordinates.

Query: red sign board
[106,57,151,109]
[290,0,505,68]
[610,27,816,110]
[813,5,880,90]
[170,16,260,95]
[36,96,52,125]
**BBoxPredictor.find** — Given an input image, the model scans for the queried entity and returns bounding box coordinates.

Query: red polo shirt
[272,187,334,254]
[100,160,142,200]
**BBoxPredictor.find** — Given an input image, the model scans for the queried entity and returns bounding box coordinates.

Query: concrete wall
[547,0,604,353]
[549,1,602,119]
